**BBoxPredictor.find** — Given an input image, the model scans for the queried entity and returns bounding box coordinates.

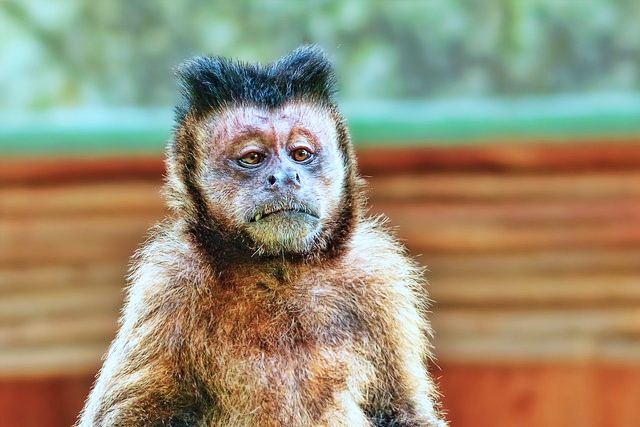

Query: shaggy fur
[76,45,447,427]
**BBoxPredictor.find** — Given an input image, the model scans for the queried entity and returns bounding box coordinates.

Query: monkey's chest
[203,293,375,424]
[210,280,367,352]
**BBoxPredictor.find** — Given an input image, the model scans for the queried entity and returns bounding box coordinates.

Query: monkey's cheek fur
[245,211,321,254]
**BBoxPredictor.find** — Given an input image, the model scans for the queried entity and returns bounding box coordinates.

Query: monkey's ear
[174,55,242,123]
[273,44,337,102]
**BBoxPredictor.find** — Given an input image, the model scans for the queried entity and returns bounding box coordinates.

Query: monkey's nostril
[268,175,276,186]
[295,173,301,184]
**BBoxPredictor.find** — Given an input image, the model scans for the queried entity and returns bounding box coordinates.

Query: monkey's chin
[245,211,321,256]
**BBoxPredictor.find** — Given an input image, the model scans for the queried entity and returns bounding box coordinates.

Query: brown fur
[77,48,446,427]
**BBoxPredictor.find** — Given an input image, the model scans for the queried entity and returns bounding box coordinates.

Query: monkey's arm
[77,355,203,426]
[76,262,212,427]
[391,301,446,427]
[355,228,447,427]
[365,291,446,427]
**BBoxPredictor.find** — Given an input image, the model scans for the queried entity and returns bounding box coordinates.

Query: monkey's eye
[239,151,265,167]
[291,148,313,163]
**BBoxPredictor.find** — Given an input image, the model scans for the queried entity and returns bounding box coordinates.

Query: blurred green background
[1,0,639,149]
[3,0,640,108]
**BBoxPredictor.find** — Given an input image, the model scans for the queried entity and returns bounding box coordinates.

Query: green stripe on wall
[1,94,640,156]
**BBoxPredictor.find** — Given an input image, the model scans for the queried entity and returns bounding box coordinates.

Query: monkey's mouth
[248,205,319,222]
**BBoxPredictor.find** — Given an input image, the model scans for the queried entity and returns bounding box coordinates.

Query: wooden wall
[1,140,640,426]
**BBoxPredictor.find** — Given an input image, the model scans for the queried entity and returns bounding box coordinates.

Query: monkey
[76,45,447,427]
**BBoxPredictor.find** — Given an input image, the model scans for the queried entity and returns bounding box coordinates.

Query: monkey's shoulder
[123,221,215,310]
[343,217,424,285]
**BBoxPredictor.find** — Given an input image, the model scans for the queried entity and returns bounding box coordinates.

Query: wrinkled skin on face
[199,102,346,256]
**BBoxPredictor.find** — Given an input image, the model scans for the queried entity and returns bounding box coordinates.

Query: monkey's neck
[184,188,359,276]
[186,220,322,276]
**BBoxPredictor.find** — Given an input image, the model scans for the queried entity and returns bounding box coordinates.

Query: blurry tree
[0,0,638,110]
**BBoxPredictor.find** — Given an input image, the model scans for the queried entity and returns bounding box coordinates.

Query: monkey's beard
[243,200,322,256]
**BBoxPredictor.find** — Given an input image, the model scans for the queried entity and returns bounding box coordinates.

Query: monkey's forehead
[202,102,339,147]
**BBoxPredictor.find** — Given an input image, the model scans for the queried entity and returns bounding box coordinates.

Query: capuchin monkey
[76,45,447,427]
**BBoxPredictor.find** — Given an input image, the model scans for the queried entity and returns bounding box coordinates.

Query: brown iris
[291,148,312,163]
[240,152,265,166]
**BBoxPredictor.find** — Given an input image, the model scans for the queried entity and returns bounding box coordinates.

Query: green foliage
[1,0,639,110]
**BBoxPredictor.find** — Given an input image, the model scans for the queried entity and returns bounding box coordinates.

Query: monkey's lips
[248,206,319,223]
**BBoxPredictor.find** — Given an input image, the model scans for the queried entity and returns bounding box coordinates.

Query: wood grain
[438,363,640,427]
[1,143,640,426]
[430,274,640,306]
[0,155,164,186]
[357,140,640,174]
[2,363,640,427]
[0,181,165,217]
[424,249,640,277]
[372,200,640,226]
[368,172,640,202]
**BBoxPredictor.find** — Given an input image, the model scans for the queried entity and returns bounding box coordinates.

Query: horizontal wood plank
[431,307,640,362]
[430,274,640,306]
[0,314,117,348]
[0,263,127,292]
[424,249,640,277]
[357,141,640,174]
[438,363,640,427]
[0,181,165,217]
[0,287,123,323]
[0,374,94,427]
[0,242,139,267]
[372,200,640,226]
[0,214,158,265]
[0,345,107,377]
[404,221,640,254]
[0,214,160,243]
[368,172,640,202]
[433,308,640,338]
[0,156,164,186]
[434,332,640,363]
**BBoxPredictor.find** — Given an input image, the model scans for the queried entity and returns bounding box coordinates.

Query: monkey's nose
[267,170,301,189]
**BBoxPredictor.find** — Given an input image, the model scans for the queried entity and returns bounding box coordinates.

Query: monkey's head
[166,46,364,261]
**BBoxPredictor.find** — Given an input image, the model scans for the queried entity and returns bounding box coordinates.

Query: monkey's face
[200,103,346,256]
